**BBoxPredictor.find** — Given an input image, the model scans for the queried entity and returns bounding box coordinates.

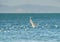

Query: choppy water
[0,13,60,42]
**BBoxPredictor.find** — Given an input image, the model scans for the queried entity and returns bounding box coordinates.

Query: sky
[0,0,60,13]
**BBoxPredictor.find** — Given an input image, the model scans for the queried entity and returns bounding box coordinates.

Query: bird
[29,17,37,28]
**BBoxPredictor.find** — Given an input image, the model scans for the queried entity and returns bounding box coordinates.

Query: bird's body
[30,17,36,28]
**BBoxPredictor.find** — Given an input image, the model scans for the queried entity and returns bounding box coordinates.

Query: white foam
[0,30,1,32]
[54,24,58,28]
[4,31,7,33]
[8,39,58,42]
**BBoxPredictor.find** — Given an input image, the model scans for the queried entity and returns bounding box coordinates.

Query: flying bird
[30,17,37,28]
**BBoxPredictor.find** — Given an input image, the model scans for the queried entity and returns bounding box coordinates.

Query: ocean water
[0,13,60,42]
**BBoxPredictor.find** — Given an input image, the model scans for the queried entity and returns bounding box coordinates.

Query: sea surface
[0,13,60,42]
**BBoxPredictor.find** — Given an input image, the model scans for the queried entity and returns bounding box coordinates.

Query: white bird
[30,17,36,28]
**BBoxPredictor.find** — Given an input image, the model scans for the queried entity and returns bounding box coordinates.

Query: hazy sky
[0,0,60,13]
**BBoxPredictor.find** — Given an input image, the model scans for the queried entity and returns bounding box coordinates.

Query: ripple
[0,19,60,42]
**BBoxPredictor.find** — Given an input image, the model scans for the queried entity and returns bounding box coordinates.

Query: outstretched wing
[30,17,37,28]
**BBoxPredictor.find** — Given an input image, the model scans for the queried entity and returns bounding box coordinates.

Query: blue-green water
[0,13,60,42]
